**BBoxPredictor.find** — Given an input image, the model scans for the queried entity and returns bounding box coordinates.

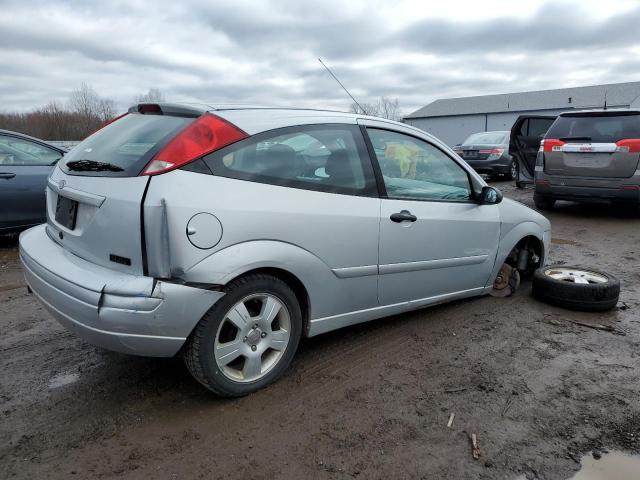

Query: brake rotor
[490,263,521,297]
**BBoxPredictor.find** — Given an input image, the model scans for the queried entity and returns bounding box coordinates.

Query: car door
[509,116,555,186]
[362,123,500,306]
[0,134,64,231]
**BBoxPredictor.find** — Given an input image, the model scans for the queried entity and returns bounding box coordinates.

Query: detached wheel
[534,193,556,210]
[532,266,620,312]
[183,274,302,396]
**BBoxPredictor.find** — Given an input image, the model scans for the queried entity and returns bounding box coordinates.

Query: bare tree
[350,96,402,121]
[69,82,100,118]
[96,98,116,122]
[136,88,166,103]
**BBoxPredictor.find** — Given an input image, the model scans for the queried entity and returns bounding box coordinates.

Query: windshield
[462,132,507,145]
[546,114,640,143]
[61,113,192,176]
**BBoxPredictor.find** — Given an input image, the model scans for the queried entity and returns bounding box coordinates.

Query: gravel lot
[1,180,639,479]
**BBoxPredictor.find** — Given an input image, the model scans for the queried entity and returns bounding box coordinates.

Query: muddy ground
[1,180,639,480]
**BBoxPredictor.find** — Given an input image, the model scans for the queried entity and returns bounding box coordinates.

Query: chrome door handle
[390,210,417,223]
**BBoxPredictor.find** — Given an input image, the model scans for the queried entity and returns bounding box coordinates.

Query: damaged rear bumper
[19,224,224,357]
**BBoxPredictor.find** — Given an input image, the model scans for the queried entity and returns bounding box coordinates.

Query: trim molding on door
[379,254,488,275]
[331,264,378,278]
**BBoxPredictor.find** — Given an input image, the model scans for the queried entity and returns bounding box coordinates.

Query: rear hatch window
[61,113,192,176]
[546,113,640,143]
[462,132,507,145]
[543,112,640,178]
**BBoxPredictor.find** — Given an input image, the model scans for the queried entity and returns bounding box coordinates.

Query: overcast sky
[1,0,640,116]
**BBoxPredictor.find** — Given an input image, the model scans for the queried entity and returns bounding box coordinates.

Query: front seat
[324,149,355,188]
[262,144,297,179]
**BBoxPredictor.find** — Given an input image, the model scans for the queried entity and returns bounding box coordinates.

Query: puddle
[48,372,80,389]
[567,451,640,480]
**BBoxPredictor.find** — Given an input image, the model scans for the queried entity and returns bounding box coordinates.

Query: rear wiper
[559,136,591,141]
[66,159,124,172]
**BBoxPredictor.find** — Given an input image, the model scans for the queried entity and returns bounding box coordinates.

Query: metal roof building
[403,81,640,146]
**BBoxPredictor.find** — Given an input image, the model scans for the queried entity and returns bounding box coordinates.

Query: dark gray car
[453,131,517,180]
[0,129,66,233]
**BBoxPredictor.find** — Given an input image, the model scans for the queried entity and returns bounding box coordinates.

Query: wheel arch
[488,223,547,287]
[225,267,311,337]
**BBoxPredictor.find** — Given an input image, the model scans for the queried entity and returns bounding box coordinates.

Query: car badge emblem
[59,180,66,189]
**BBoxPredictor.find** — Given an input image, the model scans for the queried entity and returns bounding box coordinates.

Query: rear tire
[506,160,518,181]
[183,273,302,397]
[532,266,620,312]
[534,193,555,210]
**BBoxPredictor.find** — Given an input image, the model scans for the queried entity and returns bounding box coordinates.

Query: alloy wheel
[544,267,608,285]
[214,293,291,383]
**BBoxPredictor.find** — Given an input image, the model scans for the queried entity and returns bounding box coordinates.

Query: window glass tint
[463,132,507,145]
[546,114,640,142]
[62,113,191,176]
[0,135,63,165]
[367,128,471,201]
[205,125,374,195]
[528,118,554,138]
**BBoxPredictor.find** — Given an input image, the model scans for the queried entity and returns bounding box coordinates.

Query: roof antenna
[604,90,608,110]
[318,58,365,114]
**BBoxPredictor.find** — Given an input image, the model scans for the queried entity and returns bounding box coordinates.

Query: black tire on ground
[532,266,620,312]
[515,181,525,189]
[506,160,518,181]
[183,273,302,397]
[534,193,556,210]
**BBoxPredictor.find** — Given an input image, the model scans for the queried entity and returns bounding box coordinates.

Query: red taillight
[543,139,565,153]
[479,148,504,155]
[620,185,640,191]
[142,113,248,176]
[615,139,640,153]
[138,103,163,114]
[535,180,549,187]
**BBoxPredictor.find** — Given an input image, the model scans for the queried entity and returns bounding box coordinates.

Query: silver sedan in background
[19,105,550,396]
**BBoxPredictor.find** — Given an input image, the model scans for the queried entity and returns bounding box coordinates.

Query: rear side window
[546,114,640,143]
[61,113,192,176]
[202,124,377,196]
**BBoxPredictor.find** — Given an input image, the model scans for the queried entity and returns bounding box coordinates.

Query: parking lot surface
[1,180,639,479]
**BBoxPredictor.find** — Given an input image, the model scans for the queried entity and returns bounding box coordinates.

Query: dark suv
[511,110,640,209]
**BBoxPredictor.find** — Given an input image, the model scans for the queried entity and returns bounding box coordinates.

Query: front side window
[367,128,471,201]
[203,125,376,195]
[0,135,63,166]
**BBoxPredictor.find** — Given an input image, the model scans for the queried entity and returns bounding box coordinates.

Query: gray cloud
[0,0,639,116]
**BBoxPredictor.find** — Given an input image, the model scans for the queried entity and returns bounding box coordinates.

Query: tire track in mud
[282,314,426,419]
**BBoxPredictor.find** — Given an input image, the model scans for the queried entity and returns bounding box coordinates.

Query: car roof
[130,102,413,136]
[0,128,67,151]
[559,108,640,117]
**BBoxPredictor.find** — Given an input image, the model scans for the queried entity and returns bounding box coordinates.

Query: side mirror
[478,186,503,205]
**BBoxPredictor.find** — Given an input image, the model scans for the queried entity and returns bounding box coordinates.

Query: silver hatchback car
[19,104,550,396]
